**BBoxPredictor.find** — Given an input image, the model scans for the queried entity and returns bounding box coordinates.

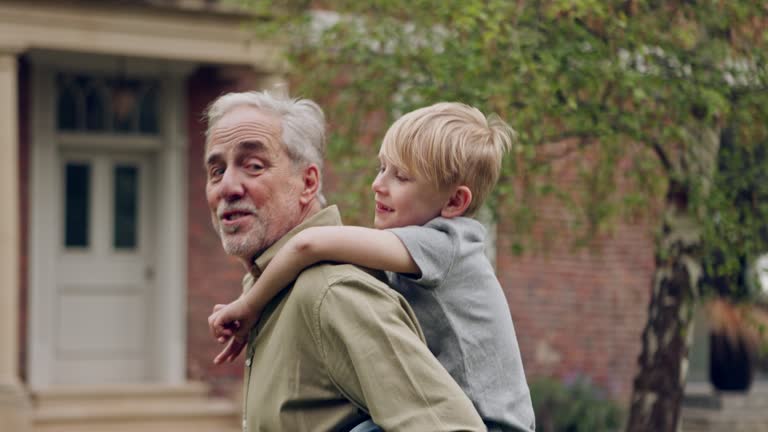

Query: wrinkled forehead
[206,106,283,152]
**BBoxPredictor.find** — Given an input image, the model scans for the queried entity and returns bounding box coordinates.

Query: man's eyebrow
[205,140,268,166]
[205,152,223,167]
[238,140,267,153]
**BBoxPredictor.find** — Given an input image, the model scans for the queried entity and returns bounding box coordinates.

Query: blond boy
[209,102,535,431]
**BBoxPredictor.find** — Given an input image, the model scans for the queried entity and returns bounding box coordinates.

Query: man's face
[205,106,305,262]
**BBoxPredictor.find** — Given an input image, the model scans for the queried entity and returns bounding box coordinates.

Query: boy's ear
[441,185,472,218]
[299,164,321,205]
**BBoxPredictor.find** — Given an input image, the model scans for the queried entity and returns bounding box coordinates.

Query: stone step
[684,383,768,410]
[682,383,768,432]
[31,382,241,432]
[33,382,210,406]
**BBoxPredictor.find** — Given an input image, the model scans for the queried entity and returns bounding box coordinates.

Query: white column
[0,51,31,430]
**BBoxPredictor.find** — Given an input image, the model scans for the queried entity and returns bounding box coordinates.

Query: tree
[239,1,768,430]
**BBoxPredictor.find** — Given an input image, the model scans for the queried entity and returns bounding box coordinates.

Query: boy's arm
[289,225,419,274]
[249,225,418,311]
[210,225,419,342]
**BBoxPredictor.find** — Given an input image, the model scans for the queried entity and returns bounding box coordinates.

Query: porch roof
[0,0,283,71]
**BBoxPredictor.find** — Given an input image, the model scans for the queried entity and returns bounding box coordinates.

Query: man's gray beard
[217,220,265,260]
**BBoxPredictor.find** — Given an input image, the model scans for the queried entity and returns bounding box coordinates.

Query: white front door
[30,58,189,388]
[55,151,154,384]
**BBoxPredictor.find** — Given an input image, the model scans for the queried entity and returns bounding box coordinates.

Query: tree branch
[534,135,596,164]
[651,139,673,173]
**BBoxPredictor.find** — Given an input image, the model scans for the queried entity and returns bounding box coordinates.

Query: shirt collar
[250,205,342,278]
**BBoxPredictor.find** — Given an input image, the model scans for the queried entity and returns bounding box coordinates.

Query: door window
[56,73,160,134]
[113,164,139,250]
[64,162,91,248]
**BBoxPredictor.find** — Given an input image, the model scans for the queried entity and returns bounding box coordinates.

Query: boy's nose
[371,173,386,194]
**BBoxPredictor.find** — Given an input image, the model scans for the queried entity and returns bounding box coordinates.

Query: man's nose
[218,167,245,201]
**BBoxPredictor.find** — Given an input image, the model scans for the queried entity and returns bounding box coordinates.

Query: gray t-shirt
[387,217,535,432]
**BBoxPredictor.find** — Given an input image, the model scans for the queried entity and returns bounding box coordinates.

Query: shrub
[530,376,624,432]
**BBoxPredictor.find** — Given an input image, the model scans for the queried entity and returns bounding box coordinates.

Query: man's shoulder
[291,263,399,309]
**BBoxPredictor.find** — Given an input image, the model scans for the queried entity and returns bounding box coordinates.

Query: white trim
[58,134,164,152]
[0,52,21,384]
[152,75,188,384]
[29,64,57,388]
[27,51,198,78]
[0,1,284,71]
[28,56,190,387]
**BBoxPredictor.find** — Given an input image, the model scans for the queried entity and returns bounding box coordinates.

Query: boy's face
[371,155,452,229]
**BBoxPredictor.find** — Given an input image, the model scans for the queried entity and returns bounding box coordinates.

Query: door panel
[55,152,153,384]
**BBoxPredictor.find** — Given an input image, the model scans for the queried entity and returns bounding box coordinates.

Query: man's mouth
[219,210,254,223]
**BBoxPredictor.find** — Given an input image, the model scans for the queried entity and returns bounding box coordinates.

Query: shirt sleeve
[387,223,458,288]
[314,270,486,432]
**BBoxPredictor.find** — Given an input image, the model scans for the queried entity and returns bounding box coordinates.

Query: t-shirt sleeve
[314,272,485,432]
[387,222,458,288]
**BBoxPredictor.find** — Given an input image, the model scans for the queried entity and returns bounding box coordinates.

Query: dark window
[64,163,91,247]
[55,72,160,135]
[57,80,78,131]
[114,165,139,249]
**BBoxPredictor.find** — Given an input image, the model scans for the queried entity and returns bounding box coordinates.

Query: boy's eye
[395,172,410,182]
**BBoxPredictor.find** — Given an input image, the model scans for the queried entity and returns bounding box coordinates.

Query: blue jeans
[349,419,383,432]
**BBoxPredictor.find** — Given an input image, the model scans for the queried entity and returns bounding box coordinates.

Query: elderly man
[204,90,485,431]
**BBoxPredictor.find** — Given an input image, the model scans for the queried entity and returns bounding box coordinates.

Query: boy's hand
[213,334,247,364]
[208,298,263,364]
[208,298,256,339]
[208,303,239,342]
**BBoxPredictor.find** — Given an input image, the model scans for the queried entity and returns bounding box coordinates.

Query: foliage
[235,0,767,258]
[700,125,768,301]
[530,376,624,432]
[233,0,768,427]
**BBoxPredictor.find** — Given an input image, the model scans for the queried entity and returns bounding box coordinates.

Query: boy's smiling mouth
[375,202,394,213]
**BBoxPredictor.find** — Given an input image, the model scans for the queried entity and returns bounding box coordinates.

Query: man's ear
[299,164,320,205]
[440,185,472,218]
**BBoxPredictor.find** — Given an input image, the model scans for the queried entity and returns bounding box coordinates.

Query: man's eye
[395,172,410,181]
[246,163,264,172]
[209,167,225,179]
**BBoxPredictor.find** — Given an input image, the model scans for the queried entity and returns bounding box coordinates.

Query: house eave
[0,0,284,71]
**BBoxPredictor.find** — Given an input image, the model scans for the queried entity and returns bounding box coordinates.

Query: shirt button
[245,358,252,367]
[242,419,248,431]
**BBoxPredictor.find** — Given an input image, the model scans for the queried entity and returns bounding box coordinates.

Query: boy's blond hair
[380,102,514,215]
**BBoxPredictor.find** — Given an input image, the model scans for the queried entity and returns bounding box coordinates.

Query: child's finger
[214,339,235,364]
[215,327,234,337]
[213,348,228,365]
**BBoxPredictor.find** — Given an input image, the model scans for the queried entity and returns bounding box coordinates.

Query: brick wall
[498,220,654,402]
[495,143,658,403]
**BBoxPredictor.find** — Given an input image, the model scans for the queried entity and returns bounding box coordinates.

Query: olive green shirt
[241,206,485,432]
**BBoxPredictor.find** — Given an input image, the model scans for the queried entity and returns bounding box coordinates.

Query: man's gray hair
[205,90,327,205]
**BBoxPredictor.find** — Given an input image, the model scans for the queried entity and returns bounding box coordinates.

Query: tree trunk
[626,127,720,432]
[625,203,700,431]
